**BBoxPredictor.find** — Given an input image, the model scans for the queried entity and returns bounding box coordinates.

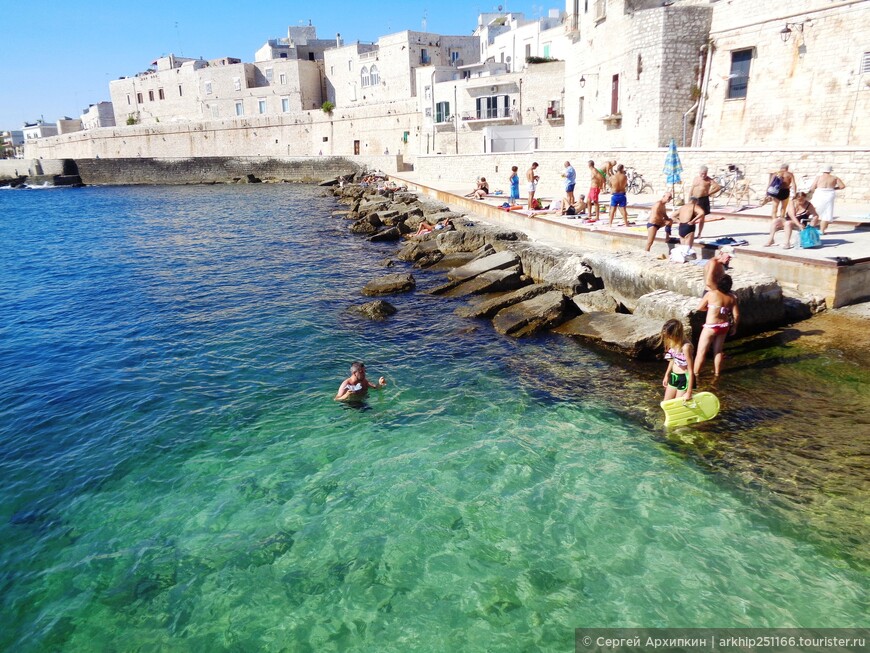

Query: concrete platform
[391,173,870,308]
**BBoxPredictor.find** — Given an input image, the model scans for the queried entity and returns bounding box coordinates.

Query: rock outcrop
[362,273,416,296]
[348,300,398,320]
[492,290,578,337]
[555,313,664,359]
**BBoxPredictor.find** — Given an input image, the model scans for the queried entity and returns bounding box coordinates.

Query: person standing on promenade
[762,164,796,220]
[671,197,705,249]
[608,164,630,228]
[694,275,739,379]
[704,246,733,292]
[645,191,673,251]
[335,361,386,401]
[689,166,721,239]
[526,162,540,209]
[661,319,694,403]
[603,160,617,191]
[587,160,605,221]
[509,166,520,207]
[562,161,577,207]
[809,165,846,234]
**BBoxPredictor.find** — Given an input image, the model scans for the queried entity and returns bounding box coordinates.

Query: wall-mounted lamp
[578,73,598,88]
[780,19,810,43]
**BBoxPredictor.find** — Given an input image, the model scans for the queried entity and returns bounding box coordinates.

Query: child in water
[661,319,694,402]
[509,166,520,207]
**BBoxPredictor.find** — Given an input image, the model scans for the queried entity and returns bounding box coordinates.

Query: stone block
[362,273,416,296]
[438,268,526,298]
[456,283,555,318]
[554,312,664,359]
[572,289,622,314]
[447,251,522,281]
[492,290,577,337]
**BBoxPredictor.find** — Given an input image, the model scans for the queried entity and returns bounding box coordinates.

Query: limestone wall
[0,159,65,179]
[411,148,870,202]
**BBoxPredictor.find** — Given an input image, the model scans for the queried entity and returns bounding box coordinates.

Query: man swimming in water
[335,361,386,401]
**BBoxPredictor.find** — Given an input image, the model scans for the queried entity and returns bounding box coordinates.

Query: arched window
[369,65,380,86]
[360,67,370,87]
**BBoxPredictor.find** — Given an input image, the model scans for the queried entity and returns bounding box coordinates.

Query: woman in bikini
[764,191,818,249]
[661,319,695,402]
[694,274,739,378]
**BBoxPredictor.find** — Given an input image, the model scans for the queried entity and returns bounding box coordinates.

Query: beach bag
[531,198,543,210]
[800,226,822,249]
[766,176,783,197]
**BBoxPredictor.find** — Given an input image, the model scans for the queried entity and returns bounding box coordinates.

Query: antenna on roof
[422,9,427,32]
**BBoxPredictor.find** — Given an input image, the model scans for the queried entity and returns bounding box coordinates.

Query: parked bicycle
[713,163,757,206]
[625,167,654,195]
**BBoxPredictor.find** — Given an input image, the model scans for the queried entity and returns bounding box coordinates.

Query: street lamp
[780,20,808,43]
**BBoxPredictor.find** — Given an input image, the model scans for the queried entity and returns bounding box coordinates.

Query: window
[403,131,409,143]
[258,99,267,114]
[611,74,619,114]
[235,101,244,116]
[360,66,370,87]
[279,73,287,85]
[475,95,509,119]
[211,105,220,118]
[233,77,241,92]
[148,90,154,101]
[265,68,273,82]
[421,48,430,64]
[424,85,431,101]
[450,50,460,63]
[204,81,213,95]
[543,44,551,58]
[435,101,450,123]
[178,85,183,96]
[137,92,143,103]
[525,44,531,60]
[369,65,379,85]
[578,96,585,125]
[126,94,131,105]
[860,51,870,74]
[348,59,352,71]
[424,107,432,117]
[281,97,290,112]
[728,49,752,99]
[158,88,165,100]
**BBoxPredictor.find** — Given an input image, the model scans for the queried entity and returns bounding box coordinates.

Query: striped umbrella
[663,138,682,201]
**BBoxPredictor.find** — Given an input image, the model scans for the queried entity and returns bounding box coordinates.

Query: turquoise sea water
[0,184,866,652]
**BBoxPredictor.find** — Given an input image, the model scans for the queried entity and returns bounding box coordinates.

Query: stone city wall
[0,159,66,179]
[411,148,870,203]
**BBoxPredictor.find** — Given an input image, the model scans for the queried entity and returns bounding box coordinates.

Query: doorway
[353,140,360,155]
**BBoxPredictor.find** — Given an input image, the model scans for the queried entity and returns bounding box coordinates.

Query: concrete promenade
[390,171,870,309]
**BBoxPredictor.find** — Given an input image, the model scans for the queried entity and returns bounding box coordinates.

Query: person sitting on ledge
[407,217,454,238]
[764,191,819,249]
[465,177,489,199]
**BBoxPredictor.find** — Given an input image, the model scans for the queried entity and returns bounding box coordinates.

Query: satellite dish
[506,56,512,62]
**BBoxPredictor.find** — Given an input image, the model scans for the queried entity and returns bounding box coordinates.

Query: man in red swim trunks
[587,160,605,221]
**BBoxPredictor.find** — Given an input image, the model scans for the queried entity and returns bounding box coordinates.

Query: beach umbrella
[663,138,682,201]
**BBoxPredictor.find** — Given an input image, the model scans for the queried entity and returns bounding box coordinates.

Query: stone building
[81,102,116,130]
[324,30,479,109]
[22,120,58,141]
[254,24,337,63]
[1,130,24,158]
[476,9,570,72]
[561,0,713,149]
[696,0,870,149]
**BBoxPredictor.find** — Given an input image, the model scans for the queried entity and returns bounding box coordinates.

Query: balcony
[460,107,514,126]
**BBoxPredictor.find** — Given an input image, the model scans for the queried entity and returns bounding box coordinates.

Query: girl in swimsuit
[694,274,739,378]
[661,319,694,402]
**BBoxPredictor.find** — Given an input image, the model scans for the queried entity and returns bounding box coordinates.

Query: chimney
[336,33,343,47]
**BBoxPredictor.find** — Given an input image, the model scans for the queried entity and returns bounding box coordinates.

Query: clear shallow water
[0,185,866,651]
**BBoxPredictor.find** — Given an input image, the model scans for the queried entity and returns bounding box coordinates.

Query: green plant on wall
[126,115,138,125]
[321,101,335,114]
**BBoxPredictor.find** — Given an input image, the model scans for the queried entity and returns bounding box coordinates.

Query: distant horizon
[0,0,554,129]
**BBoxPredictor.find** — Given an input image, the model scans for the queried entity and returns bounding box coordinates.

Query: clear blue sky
[0,0,553,129]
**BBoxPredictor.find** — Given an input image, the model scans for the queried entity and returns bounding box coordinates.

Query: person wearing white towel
[809,166,846,234]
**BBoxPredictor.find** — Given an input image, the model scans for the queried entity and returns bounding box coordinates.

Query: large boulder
[350,219,379,235]
[492,290,577,337]
[397,238,441,263]
[572,289,622,314]
[438,269,528,298]
[633,289,703,339]
[368,227,403,242]
[347,300,397,320]
[362,273,416,296]
[456,283,555,319]
[447,251,522,281]
[554,312,664,358]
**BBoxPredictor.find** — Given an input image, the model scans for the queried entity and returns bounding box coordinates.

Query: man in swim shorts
[645,191,673,252]
[608,164,630,227]
[689,166,721,239]
[587,160,605,221]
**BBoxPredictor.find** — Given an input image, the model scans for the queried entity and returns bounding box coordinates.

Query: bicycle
[625,167,654,195]
[713,164,755,206]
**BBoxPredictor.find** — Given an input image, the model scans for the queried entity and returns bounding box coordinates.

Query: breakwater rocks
[331,182,788,359]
